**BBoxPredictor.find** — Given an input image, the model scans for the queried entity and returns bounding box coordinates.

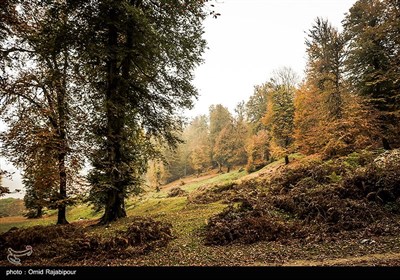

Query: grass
[179,170,247,193]
[0,203,101,233]
[0,155,290,234]
[0,153,301,235]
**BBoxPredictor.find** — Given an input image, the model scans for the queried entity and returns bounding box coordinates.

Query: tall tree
[245,130,270,172]
[343,0,400,149]
[0,1,86,224]
[80,0,208,224]
[245,83,270,133]
[209,104,232,167]
[188,115,211,176]
[306,17,345,120]
[294,81,325,154]
[262,68,297,165]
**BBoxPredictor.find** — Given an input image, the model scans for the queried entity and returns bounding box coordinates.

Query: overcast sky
[1,0,357,198]
[186,0,357,118]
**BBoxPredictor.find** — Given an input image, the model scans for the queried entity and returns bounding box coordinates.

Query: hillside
[1,150,400,266]
[0,198,25,218]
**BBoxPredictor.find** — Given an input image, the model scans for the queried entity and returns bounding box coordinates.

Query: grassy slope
[1,155,400,266]
[0,167,247,233]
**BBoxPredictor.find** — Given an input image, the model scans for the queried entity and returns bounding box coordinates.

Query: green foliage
[306,17,345,120]
[245,84,270,133]
[344,151,375,168]
[76,0,208,222]
[327,172,341,183]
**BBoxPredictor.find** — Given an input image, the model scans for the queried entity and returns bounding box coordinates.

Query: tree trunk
[100,6,127,225]
[100,188,126,224]
[217,162,222,173]
[227,165,231,173]
[57,151,68,225]
[284,155,289,165]
[34,207,43,219]
[56,50,69,225]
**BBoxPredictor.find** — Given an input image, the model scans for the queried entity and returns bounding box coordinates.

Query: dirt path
[279,252,400,266]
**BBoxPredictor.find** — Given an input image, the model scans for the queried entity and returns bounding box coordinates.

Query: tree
[246,84,270,133]
[262,68,297,165]
[22,145,59,218]
[213,123,235,172]
[209,104,232,167]
[294,82,325,154]
[188,115,211,176]
[233,102,249,165]
[0,1,86,224]
[80,0,208,224]
[306,17,345,120]
[245,130,270,172]
[343,0,400,149]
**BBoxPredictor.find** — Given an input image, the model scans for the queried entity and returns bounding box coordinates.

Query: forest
[0,0,400,267]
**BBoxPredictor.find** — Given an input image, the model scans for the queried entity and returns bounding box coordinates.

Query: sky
[186,0,357,118]
[1,0,357,199]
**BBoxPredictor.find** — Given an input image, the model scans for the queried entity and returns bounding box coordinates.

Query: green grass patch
[127,197,187,216]
[180,170,247,193]
[66,204,101,221]
[0,215,55,233]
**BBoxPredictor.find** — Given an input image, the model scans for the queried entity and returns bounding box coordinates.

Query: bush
[202,150,400,246]
[204,202,292,245]
[0,217,174,263]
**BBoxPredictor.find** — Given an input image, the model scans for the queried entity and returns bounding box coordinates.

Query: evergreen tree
[306,17,345,120]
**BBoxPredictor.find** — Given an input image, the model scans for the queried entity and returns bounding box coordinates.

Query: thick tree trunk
[100,189,126,224]
[100,6,127,225]
[56,52,69,225]
[284,155,289,165]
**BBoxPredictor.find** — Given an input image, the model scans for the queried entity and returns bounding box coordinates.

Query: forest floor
[1,152,400,266]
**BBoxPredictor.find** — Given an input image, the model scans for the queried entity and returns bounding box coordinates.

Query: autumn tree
[294,81,325,154]
[79,0,209,223]
[213,123,235,172]
[209,104,232,167]
[246,83,270,133]
[245,130,270,172]
[233,102,249,165]
[146,159,168,192]
[188,115,211,176]
[295,19,346,155]
[0,1,86,224]
[262,68,297,165]
[343,0,400,149]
